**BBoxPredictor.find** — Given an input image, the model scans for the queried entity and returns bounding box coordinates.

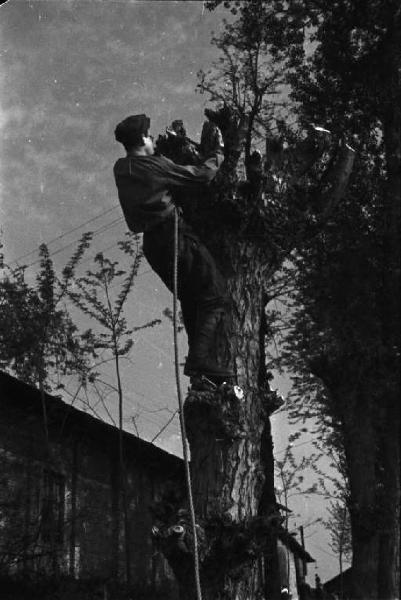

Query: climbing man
[113,113,233,381]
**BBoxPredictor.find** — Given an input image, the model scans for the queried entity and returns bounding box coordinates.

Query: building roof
[324,567,352,592]
[0,370,183,474]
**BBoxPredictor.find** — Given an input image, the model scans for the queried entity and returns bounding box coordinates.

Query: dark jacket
[113,151,224,233]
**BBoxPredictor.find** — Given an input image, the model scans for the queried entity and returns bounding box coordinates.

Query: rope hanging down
[173,207,203,600]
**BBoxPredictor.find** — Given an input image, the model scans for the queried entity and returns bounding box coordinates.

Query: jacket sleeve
[151,151,224,190]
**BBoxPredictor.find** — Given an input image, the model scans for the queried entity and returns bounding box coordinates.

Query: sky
[0,0,223,444]
[0,0,345,584]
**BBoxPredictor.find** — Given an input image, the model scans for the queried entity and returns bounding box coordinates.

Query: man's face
[142,132,154,155]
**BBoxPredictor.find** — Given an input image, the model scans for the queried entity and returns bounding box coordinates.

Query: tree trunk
[341,397,380,600]
[377,408,400,600]
[152,235,281,600]
[341,383,400,600]
[181,239,280,599]
[375,24,400,596]
[339,551,343,600]
[151,110,355,599]
[376,103,400,593]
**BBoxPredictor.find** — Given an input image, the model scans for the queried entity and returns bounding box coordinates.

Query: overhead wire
[7,216,294,276]
[20,217,125,269]
[7,115,303,270]
[7,111,303,267]
[9,205,119,266]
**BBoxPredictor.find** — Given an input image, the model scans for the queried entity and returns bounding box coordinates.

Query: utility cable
[9,206,119,266]
[173,207,203,600]
[22,217,124,269]
[7,115,301,268]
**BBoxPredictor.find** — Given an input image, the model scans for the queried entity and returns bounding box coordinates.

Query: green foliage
[284,0,401,133]
[0,234,94,391]
[324,498,352,566]
[199,1,288,129]
[274,441,322,528]
[269,0,400,430]
[66,231,161,440]
[67,233,161,361]
[65,233,162,582]
[197,1,354,266]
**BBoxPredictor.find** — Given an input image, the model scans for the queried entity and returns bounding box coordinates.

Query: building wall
[0,378,181,595]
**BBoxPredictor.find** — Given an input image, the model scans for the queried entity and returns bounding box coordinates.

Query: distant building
[323,567,353,599]
[0,371,182,595]
[0,371,315,598]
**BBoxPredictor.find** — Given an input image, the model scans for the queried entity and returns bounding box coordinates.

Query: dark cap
[114,114,151,148]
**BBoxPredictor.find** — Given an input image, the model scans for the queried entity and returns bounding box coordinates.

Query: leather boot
[184,308,234,378]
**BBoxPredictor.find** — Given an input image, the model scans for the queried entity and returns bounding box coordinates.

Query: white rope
[173,207,203,600]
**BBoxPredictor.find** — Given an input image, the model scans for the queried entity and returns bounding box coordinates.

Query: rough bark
[185,242,279,599]
[374,20,400,597]
[377,403,400,600]
[375,97,400,600]
[153,239,282,600]
[343,402,380,599]
[338,382,400,600]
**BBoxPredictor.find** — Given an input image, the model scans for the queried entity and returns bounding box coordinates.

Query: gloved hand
[166,119,187,139]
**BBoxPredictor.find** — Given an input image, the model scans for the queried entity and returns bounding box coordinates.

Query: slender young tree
[274,441,321,528]
[66,233,160,585]
[324,498,352,597]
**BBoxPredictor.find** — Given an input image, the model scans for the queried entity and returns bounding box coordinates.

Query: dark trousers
[143,216,228,348]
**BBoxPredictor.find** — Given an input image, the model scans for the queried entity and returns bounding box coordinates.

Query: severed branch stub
[151,487,284,596]
[185,381,247,442]
[203,510,284,575]
[151,510,207,594]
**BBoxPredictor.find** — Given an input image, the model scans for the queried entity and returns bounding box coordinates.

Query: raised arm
[151,121,225,190]
[155,150,224,189]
